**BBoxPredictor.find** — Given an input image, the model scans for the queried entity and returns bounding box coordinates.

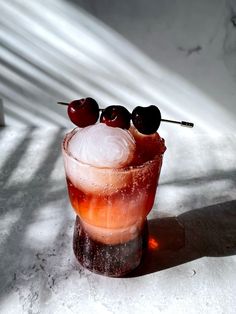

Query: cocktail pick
[57,102,68,105]
[57,101,194,130]
[161,118,194,128]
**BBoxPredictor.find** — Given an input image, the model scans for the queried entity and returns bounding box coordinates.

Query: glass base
[73,216,148,277]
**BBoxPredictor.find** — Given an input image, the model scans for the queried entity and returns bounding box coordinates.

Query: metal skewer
[57,102,68,106]
[161,118,194,128]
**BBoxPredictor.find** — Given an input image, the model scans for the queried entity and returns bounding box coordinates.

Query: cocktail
[60,98,192,276]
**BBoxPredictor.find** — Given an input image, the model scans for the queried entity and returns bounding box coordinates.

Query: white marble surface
[0,127,236,314]
[1,0,236,132]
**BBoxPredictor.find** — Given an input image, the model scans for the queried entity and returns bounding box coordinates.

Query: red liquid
[66,176,156,233]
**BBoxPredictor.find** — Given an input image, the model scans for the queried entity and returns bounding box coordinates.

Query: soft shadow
[126,200,236,277]
[0,129,69,303]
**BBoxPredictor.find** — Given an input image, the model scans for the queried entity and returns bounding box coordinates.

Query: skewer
[161,118,194,128]
[57,102,194,128]
[57,102,68,106]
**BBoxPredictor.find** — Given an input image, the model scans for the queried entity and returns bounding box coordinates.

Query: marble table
[0,127,236,314]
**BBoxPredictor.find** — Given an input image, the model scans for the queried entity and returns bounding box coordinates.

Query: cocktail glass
[62,127,166,276]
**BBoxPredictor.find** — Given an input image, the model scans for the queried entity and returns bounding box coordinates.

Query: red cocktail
[62,126,166,276]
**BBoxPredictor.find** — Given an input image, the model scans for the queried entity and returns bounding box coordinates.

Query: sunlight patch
[23,211,63,249]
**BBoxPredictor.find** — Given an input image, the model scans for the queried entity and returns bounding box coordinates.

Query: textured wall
[1,0,236,131]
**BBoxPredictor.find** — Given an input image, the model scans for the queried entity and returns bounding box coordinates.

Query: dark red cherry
[67,97,99,127]
[131,105,161,134]
[100,105,131,129]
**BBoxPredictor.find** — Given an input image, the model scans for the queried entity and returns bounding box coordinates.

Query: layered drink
[62,123,166,276]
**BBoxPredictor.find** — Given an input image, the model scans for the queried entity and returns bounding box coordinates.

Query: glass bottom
[73,216,148,277]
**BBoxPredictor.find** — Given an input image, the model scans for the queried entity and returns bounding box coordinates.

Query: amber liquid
[67,176,150,276]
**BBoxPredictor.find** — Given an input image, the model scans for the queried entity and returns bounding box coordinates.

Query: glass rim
[62,127,166,173]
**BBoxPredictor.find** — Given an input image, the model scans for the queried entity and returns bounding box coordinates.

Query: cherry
[131,105,161,135]
[100,105,131,129]
[67,97,99,127]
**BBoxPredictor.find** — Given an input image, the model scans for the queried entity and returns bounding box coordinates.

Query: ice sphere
[68,123,135,168]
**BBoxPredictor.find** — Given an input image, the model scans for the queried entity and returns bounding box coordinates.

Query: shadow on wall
[0,0,236,131]
[126,199,236,277]
[68,0,236,130]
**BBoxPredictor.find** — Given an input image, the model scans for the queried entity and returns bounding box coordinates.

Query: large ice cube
[68,123,135,168]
